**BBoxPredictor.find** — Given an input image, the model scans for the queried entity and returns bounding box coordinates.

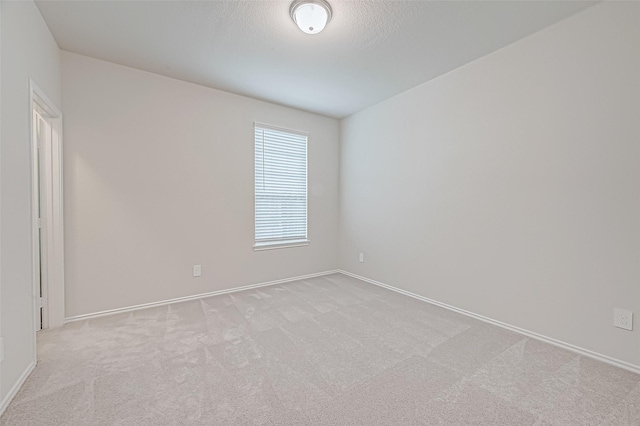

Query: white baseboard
[62,267,640,374]
[0,361,36,417]
[338,270,640,375]
[64,270,340,323]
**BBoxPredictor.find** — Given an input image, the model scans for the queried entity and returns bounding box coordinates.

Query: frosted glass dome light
[290,0,332,35]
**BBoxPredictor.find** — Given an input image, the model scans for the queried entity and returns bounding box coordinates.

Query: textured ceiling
[36,0,596,118]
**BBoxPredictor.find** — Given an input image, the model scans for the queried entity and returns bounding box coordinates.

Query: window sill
[253,240,310,251]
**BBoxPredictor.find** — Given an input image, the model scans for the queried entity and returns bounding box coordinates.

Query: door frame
[29,80,64,336]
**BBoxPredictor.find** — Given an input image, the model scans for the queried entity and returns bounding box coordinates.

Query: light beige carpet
[1,273,638,425]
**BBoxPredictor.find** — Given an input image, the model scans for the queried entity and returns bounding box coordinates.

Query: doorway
[30,81,65,331]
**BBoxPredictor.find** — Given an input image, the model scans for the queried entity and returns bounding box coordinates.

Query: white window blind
[254,123,309,249]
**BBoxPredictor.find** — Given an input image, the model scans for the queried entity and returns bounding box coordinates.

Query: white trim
[64,270,340,323]
[254,239,310,251]
[253,121,309,137]
[29,80,65,333]
[338,270,640,375]
[0,362,36,417]
[29,84,41,343]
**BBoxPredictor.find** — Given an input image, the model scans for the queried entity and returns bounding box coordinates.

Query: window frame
[253,122,310,251]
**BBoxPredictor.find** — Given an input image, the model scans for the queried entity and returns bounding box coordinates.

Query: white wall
[339,2,640,368]
[0,0,3,402]
[62,52,340,318]
[0,0,61,403]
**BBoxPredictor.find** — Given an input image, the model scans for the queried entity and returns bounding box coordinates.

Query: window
[254,123,309,250]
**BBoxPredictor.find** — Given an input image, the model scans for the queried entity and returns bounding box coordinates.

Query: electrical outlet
[359,252,364,263]
[614,308,633,331]
[193,265,202,277]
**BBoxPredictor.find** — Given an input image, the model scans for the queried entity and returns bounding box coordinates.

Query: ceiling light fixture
[290,0,332,35]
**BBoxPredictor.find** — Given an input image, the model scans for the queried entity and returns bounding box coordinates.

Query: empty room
[1,0,639,424]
